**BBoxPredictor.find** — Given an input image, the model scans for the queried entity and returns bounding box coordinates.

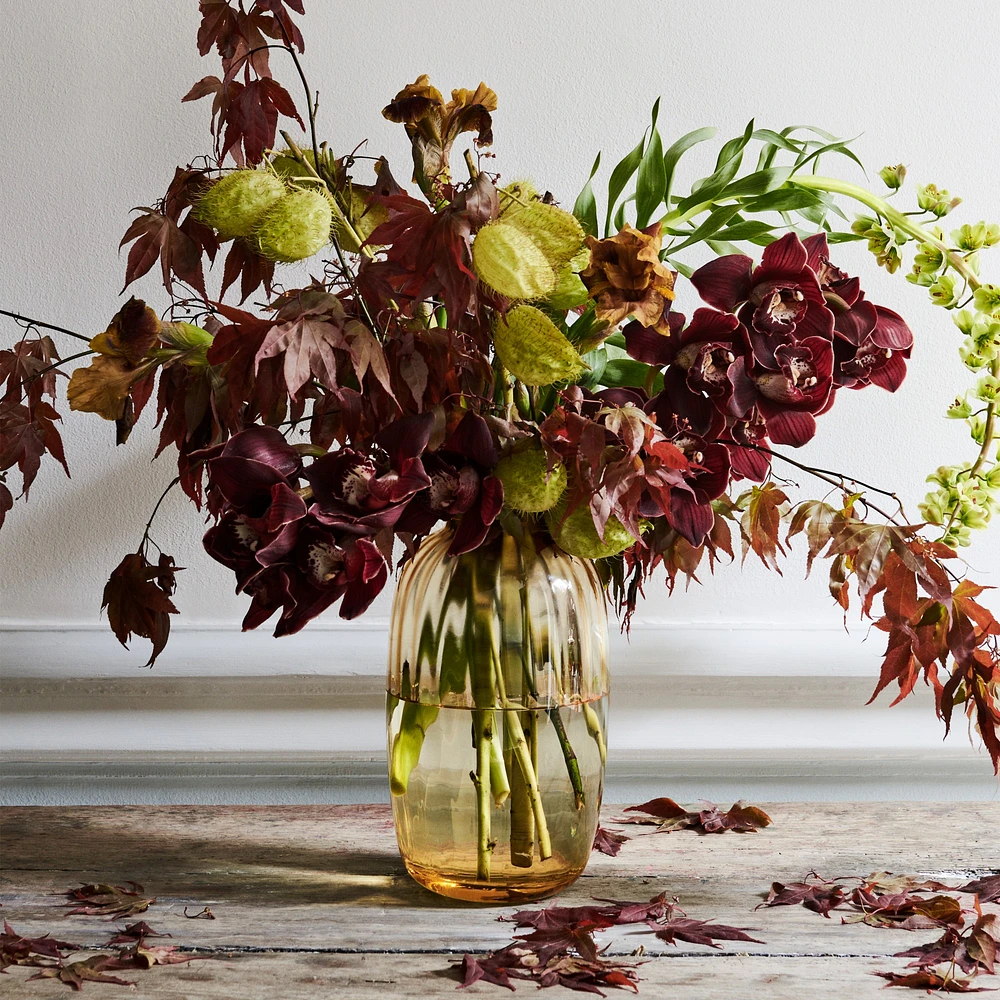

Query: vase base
[403,857,586,903]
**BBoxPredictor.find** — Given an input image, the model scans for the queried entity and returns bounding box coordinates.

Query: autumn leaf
[593,826,630,857]
[255,312,346,397]
[0,400,69,497]
[101,554,181,667]
[102,921,168,946]
[738,482,788,572]
[956,875,1000,905]
[1,920,79,970]
[652,916,764,948]
[120,210,203,294]
[758,879,847,917]
[27,954,137,991]
[65,882,157,920]
[873,969,992,992]
[620,797,771,834]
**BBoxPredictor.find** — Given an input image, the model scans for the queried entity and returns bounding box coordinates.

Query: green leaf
[826,231,867,244]
[706,238,746,256]
[576,347,608,390]
[741,186,824,214]
[613,194,634,234]
[605,136,645,236]
[794,137,865,175]
[635,100,666,229]
[664,256,695,279]
[751,128,806,154]
[662,126,717,211]
[712,219,775,242]
[600,357,657,389]
[667,204,742,253]
[719,166,794,200]
[573,151,601,238]
[679,120,754,213]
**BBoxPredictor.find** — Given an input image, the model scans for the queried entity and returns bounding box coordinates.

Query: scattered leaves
[457,893,764,994]
[1,921,79,971]
[64,882,156,920]
[620,797,772,834]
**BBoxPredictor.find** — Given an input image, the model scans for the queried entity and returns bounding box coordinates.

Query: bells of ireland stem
[193,170,287,241]
[254,188,334,263]
[493,306,588,386]
[494,443,567,514]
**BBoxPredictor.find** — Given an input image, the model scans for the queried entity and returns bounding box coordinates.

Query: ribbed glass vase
[386,527,610,902]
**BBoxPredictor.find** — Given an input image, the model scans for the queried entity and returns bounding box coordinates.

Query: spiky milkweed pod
[192,170,287,241]
[495,444,567,514]
[472,222,557,300]
[545,502,637,559]
[503,201,586,271]
[493,305,587,386]
[254,189,334,263]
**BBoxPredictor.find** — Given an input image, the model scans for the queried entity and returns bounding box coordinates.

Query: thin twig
[0,310,91,344]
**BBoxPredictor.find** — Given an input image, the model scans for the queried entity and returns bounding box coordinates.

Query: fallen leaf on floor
[957,875,1000,905]
[758,878,846,917]
[874,969,992,992]
[64,882,156,920]
[593,827,630,857]
[460,893,764,993]
[894,913,998,977]
[27,954,137,991]
[619,797,771,834]
[844,887,965,930]
[1,920,79,970]
[102,921,169,946]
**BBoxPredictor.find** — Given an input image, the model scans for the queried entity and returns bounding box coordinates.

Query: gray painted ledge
[3,748,996,806]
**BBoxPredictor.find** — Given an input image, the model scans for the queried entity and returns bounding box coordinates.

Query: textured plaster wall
[2,0,999,641]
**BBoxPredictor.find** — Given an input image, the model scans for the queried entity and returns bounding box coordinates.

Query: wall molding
[0,621,887,678]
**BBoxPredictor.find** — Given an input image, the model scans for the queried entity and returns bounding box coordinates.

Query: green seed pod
[472,222,557,300]
[254,189,333,263]
[503,202,586,270]
[193,170,286,240]
[545,502,636,559]
[493,305,587,386]
[546,265,590,311]
[495,444,567,513]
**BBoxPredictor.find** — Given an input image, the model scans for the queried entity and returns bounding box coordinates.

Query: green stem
[519,585,588,809]
[472,710,493,881]
[790,174,998,484]
[582,702,607,766]
[789,175,980,289]
[490,642,553,860]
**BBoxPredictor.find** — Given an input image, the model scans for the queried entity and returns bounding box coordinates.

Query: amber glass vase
[386,527,610,902]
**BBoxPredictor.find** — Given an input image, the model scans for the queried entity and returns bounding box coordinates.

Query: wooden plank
[0,952,927,1000]
[1,804,996,961]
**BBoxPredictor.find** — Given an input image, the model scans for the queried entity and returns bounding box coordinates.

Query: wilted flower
[581,223,676,329]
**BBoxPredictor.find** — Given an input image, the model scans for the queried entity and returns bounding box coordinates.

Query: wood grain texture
[1,804,997,998]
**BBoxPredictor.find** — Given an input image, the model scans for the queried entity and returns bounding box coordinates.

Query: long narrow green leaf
[667,203,742,253]
[718,166,794,200]
[605,136,645,236]
[573,151,602,237]
[679,120,754,212]
[613,193,635,233]
[741,186,824,214]
[662,126,717,211]
[713,219,775,242]
[635,100,666,229]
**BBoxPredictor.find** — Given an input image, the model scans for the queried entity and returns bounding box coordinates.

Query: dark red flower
[802,233,913,391]
[691,233,834,371]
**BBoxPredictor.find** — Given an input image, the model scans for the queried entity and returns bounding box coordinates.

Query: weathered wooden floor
[1,803,997,998]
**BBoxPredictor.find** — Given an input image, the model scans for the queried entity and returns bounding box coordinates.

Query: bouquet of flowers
[2,0,998,776]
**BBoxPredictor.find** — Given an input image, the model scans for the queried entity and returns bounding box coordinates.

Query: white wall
[2,1,999,796]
